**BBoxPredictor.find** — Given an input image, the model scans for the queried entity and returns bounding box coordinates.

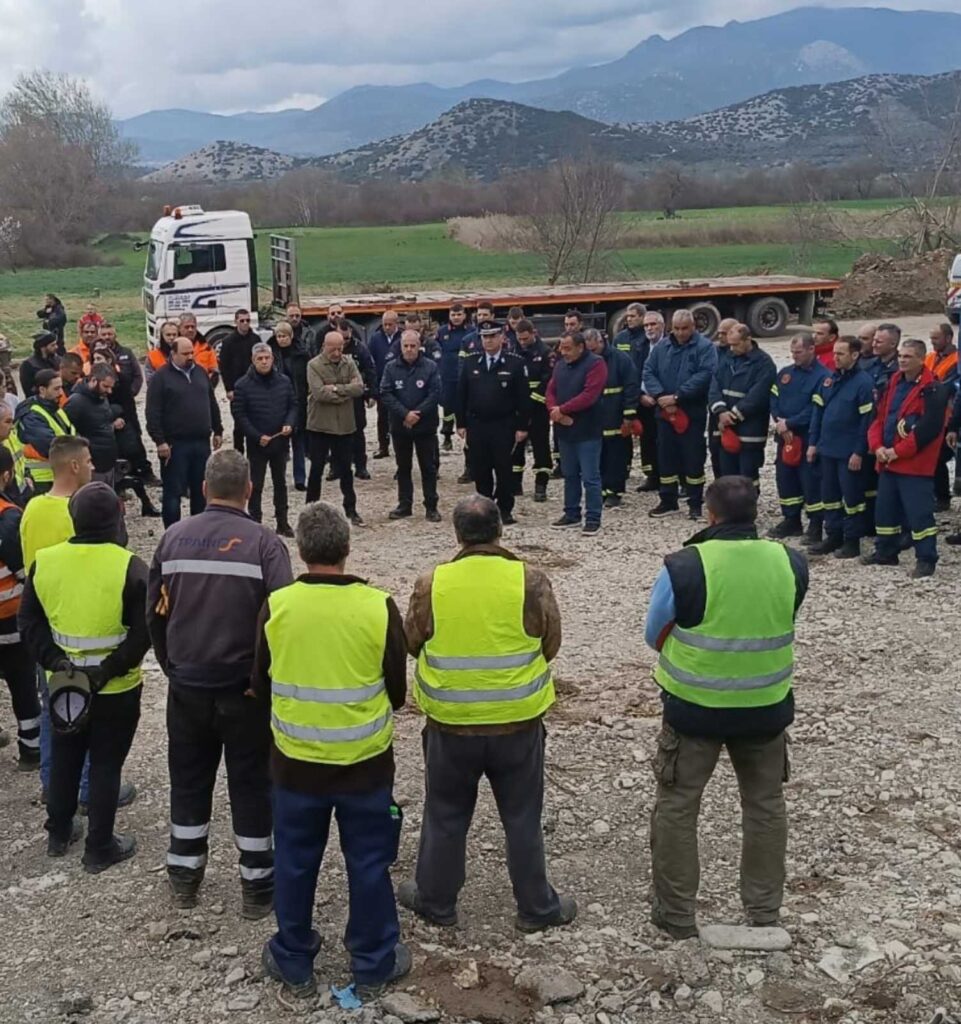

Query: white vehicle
[142,205,259,345]
[948,253,961,325]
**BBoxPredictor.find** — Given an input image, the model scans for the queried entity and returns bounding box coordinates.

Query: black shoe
[603,495,622,510]
[457,472,473,484]
[372,449,390,460]
[946,532,961,546]
[651,910,698,940]
[356,468,371,480]
[140,505,162,518]
[426,508,442,523]
[276,520,294,538]
[516,895,578,933]
[169,874,202,910]
[242,883,274,921]
[581,521,601,536]
[767,519,803,539]
[861,551,898,566]
[551,515,580,529]
[326,469,339,481]
[388,506,413,520]
[501,513,517,526]
[533,482,548,503]
[441,437,453,452]
[17,748,41,772]
[294,482,307,492]
[802,520,824,547]
[810,535,843,556]
[912,560,936,579]
[349,513,366,527]
[635,477,659,493]
[47,818,83,857]
[688,507,702,521]
[79,780,137,817]
[397,881,457,927]
[649,502,680,519]
[262,940,318,999]
[898,532,914,551]
[355,942,412,1000]
[82,833,137,874]
[935,497,951,512]
[834,539,861,559]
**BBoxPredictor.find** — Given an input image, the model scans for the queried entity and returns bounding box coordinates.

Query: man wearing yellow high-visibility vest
[644,475,808,939]
[401,493,576,932]
[20,482,150,873]
[15,369,76,495]
[252,501,410,1001]
[0,404,29,504]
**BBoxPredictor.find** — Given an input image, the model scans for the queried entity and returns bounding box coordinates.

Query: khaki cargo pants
[649,722,789,929]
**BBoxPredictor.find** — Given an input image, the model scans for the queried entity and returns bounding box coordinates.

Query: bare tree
[647,164,688,219]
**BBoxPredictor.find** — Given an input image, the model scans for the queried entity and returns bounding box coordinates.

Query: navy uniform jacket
[613,325,650,381]
[456,351,529,430]
[770,359,829,437]
[643,332,718,423]
[436,323,470,385]
[865,354,898,398]
[516,338,554,409]
[598,345,640,435]
[379,354,441,436]
[708,344,777,448]
[809,365,875,459]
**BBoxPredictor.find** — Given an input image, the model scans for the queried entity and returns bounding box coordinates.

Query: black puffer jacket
[218,329,258,393]
[231,366,296,442]
[64,381,118,471]
[268,335,309,430]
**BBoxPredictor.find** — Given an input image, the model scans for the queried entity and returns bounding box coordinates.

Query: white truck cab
[948,253,961,325]
[142,205,259,345]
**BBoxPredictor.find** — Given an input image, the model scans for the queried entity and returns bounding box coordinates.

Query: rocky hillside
[141,140,305,183]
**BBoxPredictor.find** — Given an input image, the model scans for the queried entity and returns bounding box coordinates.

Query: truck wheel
[607,306,632,338]
[205,326,233,356]
[746,296,790,338]
[687,302,721,339]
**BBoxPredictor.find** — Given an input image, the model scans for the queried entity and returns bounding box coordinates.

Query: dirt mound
[831,247,953,318]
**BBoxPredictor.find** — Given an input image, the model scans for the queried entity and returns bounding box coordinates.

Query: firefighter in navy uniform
[767,332,828,542]
[457,323,529,525]
[807,336,875,559]
[585,328,639,509]
[436,304,470,452]
[511,319,554,502]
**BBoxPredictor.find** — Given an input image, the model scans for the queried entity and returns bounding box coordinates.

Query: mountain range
[122,6,961,165]
[143,70,961,184]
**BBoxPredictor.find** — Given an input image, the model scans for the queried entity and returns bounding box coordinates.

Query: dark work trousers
[467,418,516,517]
[718,447,765,489]
[512,403,552,488]
[934,441,954,502]
[650,723,788,929]
[708,416,722,480]
[39,666,90,802]
[392,430,438,511]
[638,404,659,483]
[775,437,822,523]
[352,400,368,473]
[415,724,561,925]
[269,784,401,987]
[232,424,245,454]
[166,685,273,894]
[657,418,707,511]
[874,471,938,565]
[600,434,633,498]
[306,431,357,515]
[47,686,141,862]
[821,455,866,541]
[291,429,307,488]
[862,454,878,535]
[0,641,41,759]
[118,407,153,478]
[441,379,458,441]
[161,438,210,527]
[247,437,289,525]
[374,399,391,455]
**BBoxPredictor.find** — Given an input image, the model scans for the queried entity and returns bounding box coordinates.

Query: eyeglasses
[237,318,250,323]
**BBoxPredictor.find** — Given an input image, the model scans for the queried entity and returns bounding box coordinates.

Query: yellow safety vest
[415,556,554,726]
[3,433,25,488]
[20,402,75,483]
[32,541,141,695]
[266,580,393,765]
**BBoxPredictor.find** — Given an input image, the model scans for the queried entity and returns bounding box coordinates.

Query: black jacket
[268,335,309,430]
[146,362,223,444]
[231,366,296,441]
[19,352,60,397]
[218,329,258,392]
[662,522,808,738]
[709,343,778,448]
[37,302,66,345]
[64,381,118,472]
[343,338,376,399]
[107,344,144,420]
[456,351,530,430]
[380,354,442,435]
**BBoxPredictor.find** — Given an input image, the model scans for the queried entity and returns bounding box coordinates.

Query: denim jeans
[558,437,602,524]
[39,667,90,803]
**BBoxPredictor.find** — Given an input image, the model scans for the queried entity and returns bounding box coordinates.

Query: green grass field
[0,200,904,354]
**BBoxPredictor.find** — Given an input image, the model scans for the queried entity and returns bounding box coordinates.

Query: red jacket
[814,340,836,371]
[867,367,949,476]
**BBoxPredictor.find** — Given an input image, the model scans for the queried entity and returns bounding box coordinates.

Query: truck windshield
[145,240,163,281]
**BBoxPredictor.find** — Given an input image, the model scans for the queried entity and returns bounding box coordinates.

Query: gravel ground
[0,316,959,1024]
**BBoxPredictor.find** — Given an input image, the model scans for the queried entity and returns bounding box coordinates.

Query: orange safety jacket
[924,346,959,384]
[0,498,23,621]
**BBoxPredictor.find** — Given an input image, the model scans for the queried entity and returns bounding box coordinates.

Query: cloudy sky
[0,0,957,118]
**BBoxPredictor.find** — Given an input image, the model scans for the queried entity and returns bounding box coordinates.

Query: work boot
[355,942,412,1001]
[261,938,319,999]
[767,518,803,539]
[516,895,578,934]
[241,882,274,921]
[79,780,137,816]
[861,551,898,566]
[912,561,936,579]
[356,467,371,481]
[687,506,702,521]
[533,479,548,503]
[17,748,41,772]
[636,476,659,493]
[802,520,823,546]
[388,505,412,520]
[648,501,680,519]
[834,539,861,560]
[396,880,457,926]
[650,910,698,940]
[82,833,137,874]
[276,519,294,538]
[140,502,162,518]
[47,818,83,858]
[809,534,843,556]
[169,872,202,910]
[426,508,442,523]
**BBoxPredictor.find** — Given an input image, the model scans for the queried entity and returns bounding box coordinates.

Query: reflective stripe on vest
[32,541,141,694]
[0,500,22,620]
[3,435,25,487]
[21,403,75,481]
[654,539,795,709]
[414,555,555,725]
[266,580,392,766]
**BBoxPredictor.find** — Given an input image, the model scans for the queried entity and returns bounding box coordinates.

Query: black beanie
[69,482,122,543]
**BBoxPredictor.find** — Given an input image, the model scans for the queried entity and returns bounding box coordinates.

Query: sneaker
[388,506,413,520]
[861,551,898,566]
[349,513,366,528]
[397,880,457,926]
[426,508,442,523]
[79,780,137,817]
[809,535,843,556]
[603,495,622,510]
[356,468,371,481]
[635,477,659,493]
[581,521,601,536]
[802,520,823,547]
[355,942,412,1000]
[261,940,318,999]
[47,818,83,857]
[834,539,861,560]
[648,502,680,519]
[767,519,803,539]
[551,515,581,529]
[457,472,473,484]
[17,749,41,772]
[516,895,578,933]
[82,833,137,874]
[276,521,294,538]
[242,883,274,921]
[372,449,390,460]
[650,910,698,940]
[688,507,702,521]
[500,513,518,526]
[912,561,936,579]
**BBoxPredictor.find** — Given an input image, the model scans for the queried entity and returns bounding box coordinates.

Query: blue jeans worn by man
[558,438,602,525]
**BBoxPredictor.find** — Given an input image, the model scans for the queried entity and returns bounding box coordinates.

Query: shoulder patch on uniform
[823,378,833,388]
[781,373,791,384]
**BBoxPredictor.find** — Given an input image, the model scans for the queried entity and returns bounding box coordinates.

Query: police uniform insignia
[416,379,425,388]
[823,378,833,388]
[781,373,791,384]
[896,418,909,439]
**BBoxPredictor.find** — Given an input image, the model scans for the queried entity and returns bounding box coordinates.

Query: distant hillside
[119,6,961,164]
[142,141,305,183]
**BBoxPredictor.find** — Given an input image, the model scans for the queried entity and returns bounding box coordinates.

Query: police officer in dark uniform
[511,319,554,502]
[457,323,529,525]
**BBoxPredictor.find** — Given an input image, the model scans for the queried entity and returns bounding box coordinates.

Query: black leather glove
[84,666,106,693]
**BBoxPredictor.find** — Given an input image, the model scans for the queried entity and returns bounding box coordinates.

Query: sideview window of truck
[173,244,226,281]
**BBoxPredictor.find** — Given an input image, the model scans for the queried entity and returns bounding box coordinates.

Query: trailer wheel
[687,302,721,339]
[607,306,632,338]
[746,296,790,338]
[205,325,233,356]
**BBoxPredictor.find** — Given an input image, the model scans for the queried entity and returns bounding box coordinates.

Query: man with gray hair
[253,501,409,1000]
[231,342,296,536]
[400,494,575,932]
[148,449,293,918]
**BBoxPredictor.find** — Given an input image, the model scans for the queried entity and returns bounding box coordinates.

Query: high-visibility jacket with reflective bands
[21,402,75,483]
[415,556,554,725]
[3,433,25,489]
[655,539,795,709]
[0,498,23,629]
[32,541,141,694]
[266,580,393,765]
